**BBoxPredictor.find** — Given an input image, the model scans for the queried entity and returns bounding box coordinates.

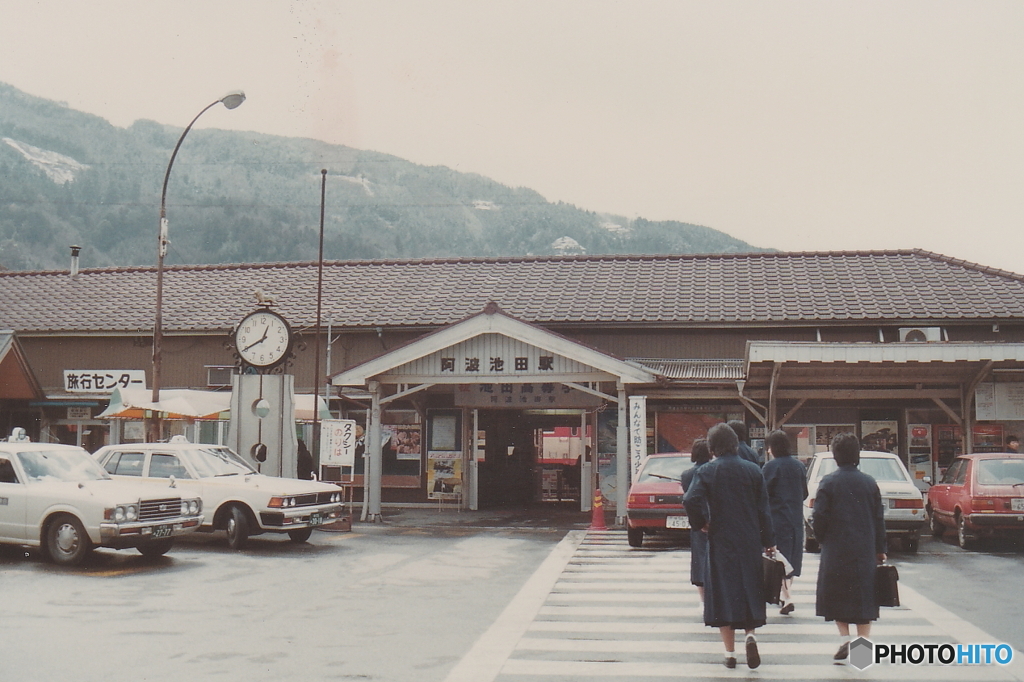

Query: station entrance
[476,410,591,509]
[330,303,656,521]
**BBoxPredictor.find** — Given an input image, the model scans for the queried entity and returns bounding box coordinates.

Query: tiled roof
[631,358,746,381]
[1,250,1023,334]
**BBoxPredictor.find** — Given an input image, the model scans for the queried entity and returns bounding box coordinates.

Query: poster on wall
[973,424,1003,453]
[383,424,422,461]
[860,421,898,454]
[975,382,1024,420]
[655,412,726,453]
[815,425,857,454]
[427,454,462,500]
[428,413,458,455]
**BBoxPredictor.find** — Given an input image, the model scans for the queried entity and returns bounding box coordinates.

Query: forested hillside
[0,83,767,271]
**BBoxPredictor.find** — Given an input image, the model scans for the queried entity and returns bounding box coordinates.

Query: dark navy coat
[762,454,808,577]
[737,441,761,466]
[680,461,708,587]
[812,465,887,623]
[684,452,775,629]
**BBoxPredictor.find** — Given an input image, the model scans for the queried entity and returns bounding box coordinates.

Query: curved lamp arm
[158,91,246,255]
[153,91,245,407]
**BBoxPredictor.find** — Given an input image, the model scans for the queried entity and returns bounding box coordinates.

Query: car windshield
[638,456,694,483]
[817,456,910,483]
[975,459,1024,485]
[180,447,257,478]
[17,449,111,483]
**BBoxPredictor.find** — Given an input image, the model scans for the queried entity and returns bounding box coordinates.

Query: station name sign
[454,383,603,408]
[393,335,592,379]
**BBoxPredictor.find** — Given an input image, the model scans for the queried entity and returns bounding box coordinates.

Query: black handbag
[762,555,786,605]
[876,563,900,607]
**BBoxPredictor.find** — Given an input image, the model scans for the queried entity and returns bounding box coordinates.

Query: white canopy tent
[98,387,330,423]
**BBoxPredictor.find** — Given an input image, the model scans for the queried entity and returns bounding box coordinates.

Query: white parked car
[93,439,345,550]
[0,432,203,566]
[803,449,927,552]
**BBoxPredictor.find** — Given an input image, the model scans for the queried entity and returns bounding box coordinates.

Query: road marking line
[527,621,944,636]
[500,658,1017,680]
[442,530,586,682]
[451,528,1024,682]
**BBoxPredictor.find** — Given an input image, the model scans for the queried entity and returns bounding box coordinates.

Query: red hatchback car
[625,453,695,548]
[927,453,1024,549]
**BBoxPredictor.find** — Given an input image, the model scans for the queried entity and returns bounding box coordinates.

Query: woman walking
[680,438,711,605]
[684,423,776,669]
[812,432,887,663]
[761,429,807,614]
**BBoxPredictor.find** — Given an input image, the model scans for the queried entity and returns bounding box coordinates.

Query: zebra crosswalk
[446,529,1024,682]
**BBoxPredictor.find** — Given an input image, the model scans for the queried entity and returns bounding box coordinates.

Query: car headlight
[114,506,126,523]
[125,504,138,521]
[189,499,200,515]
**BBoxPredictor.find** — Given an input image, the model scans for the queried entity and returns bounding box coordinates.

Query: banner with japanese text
[629,395,647,480]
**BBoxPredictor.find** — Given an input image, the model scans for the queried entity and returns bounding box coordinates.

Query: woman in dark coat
[684,423,776,670]
[761,429,807,614]
[680,438,711,604]
[813,432,887,663]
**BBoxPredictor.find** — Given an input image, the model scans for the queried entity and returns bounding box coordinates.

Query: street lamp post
[151,91,245,439]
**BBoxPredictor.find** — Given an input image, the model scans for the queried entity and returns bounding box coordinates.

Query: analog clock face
[235,310,291,367]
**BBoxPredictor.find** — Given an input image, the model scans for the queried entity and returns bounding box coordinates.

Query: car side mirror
[922,476,932,486]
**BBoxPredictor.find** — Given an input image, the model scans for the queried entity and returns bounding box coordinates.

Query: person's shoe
[724,655,737,669]
[746,635,760,669]
[834,641,850,662]
[780,601,795,615]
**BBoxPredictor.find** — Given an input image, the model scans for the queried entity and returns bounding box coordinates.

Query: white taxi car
[803,449,926,552]
[0,431,203,566]
[94,439,345,550]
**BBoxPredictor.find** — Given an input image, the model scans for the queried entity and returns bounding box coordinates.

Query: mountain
[0,82,768,271]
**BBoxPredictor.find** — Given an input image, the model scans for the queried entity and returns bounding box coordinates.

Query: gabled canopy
[330,303,658,387]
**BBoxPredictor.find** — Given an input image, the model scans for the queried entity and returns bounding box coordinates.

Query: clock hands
[236,310,290,368]
[241,326,269,352]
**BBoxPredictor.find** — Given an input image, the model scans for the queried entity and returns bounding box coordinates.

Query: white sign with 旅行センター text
[63,370,146,393]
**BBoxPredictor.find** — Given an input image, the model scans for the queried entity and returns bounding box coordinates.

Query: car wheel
[956,513,975,550]
[929,507,945,538]
[805,536,819,553]
[226,506,250,550]
[46,514,92,566]
[138,539,174,557]
[288,527,313,543]
[627,525,644,548]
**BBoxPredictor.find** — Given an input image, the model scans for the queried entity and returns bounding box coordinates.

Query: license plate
[1012,499,1024,512]
[666,516,690,529]
[309,512,323,526]
[152,525,173,538]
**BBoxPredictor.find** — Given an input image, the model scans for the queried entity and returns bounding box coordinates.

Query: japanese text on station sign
[63,370,146,393]
[320,419,357,467]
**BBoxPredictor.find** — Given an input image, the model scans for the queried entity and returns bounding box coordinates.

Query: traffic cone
[589,488,607,530]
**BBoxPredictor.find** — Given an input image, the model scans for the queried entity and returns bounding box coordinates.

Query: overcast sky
[2,1,1023,273]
